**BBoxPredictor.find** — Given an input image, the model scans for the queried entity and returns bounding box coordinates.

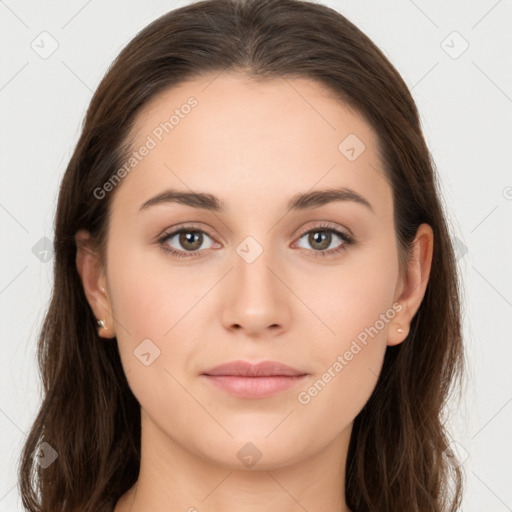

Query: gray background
[1,0,511,510]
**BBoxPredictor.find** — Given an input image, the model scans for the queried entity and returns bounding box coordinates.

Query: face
[81,73,422,471]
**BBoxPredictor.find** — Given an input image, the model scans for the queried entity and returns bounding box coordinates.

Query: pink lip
[203,375,307,399]
[201,360,308,399]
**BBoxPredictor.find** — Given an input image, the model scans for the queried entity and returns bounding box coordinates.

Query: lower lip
[202,374,307,399]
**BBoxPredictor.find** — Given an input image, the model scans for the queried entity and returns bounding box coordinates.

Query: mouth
[201,359,308,399]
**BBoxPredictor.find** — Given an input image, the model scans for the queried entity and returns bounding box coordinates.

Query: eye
[158,224,217,258]
[294,223,355,258]
[157,222,355,259]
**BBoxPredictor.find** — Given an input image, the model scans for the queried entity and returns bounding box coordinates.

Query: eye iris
[179,231,203,251]
[309,231,331,251]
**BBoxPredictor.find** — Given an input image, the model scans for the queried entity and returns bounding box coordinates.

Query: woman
[18,0,465,510]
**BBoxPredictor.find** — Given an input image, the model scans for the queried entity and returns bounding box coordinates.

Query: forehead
[111,72,392,220]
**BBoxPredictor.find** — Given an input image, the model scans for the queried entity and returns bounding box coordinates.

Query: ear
[388,223,434,346]
[75,229,116,339]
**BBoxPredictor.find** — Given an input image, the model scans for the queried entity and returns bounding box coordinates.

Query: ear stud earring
[397,327,404,333]
[97,319,106,329]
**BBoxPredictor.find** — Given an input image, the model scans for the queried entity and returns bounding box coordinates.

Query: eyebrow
[138,186,374,214]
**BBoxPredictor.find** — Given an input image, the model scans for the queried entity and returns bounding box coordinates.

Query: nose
[220,242,292,338]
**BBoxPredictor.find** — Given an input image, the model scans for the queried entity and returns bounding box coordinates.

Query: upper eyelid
[296,223,349,237]
[159,223,216,241]
[159,222,349,239]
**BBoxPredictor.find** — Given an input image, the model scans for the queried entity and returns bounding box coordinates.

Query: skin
[76,73,433,512]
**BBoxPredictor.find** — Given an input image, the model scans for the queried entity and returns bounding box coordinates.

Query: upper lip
[202,360,307,377]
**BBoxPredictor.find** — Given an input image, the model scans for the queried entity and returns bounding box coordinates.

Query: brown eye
[306,230,334,251]
[177,231,204,251]
[295,225,354,256]
[159,228,215,258]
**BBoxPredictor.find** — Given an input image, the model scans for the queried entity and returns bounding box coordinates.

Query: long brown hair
[18,1,465,510]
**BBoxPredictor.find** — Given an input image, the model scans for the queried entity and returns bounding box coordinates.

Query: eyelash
[157,222,355,259]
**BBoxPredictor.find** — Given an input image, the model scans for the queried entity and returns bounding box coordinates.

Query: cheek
[292,248,397,421]
[105,243,214,392]
[107,241,208,337]
[300,241,399,344]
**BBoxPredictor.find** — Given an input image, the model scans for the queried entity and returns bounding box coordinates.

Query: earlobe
[387,325,408,347]
[388,223,434,347]
[75,229,116,338]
